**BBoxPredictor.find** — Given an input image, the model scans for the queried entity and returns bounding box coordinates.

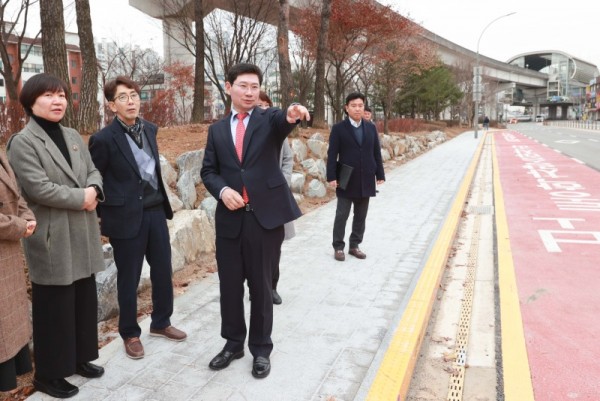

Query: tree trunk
[333,64,344,122]
[75,0,100,134]
[277,0,293,108]
[190,0,205,123]
[382,102,389,135]
[40,0,75,127]
[312,0,331,128]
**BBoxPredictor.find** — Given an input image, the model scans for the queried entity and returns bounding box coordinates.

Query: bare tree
[204,6,274,111]
[311,0,331,128]
[290,33,315,107]
[162,0,275,114]
[74,0,99,134]
[277,0,292,106]
[371,21,436,134]
[0,0,40,102]
[190,0,205,123]
[40,0,74,126]
[298,0,414,122]
[0,0,40,136]
[98,43,163,88]
[450,59,476,127]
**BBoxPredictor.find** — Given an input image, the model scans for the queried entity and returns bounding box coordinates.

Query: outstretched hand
[286,104,311,124]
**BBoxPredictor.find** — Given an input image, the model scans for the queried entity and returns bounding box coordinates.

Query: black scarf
[116,116,143,148]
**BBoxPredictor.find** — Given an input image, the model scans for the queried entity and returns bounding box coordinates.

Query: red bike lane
[494,130,600,400]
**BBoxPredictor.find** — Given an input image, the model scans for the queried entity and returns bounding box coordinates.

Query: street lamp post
[473,12,516,139]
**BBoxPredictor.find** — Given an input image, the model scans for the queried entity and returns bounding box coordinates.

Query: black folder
[336,162,354,190]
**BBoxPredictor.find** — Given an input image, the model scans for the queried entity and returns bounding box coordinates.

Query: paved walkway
[28,132,482,401]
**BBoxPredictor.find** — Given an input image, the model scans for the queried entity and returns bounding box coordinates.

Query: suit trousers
[110,208,174,339]
[332,196,370,250]
[272,248,282,290]
[216,210,284,358]
[31,276,99,379]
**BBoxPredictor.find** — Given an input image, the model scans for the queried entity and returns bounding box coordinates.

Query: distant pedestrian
[363,105,373,122]
[483,116,490,130]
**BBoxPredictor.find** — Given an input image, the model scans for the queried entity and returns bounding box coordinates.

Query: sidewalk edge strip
[366,133,487,401]
[491,135,535,401]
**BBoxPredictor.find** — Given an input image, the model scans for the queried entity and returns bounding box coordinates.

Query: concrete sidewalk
[28,132,481,401]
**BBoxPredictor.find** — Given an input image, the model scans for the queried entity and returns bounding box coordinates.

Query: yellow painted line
[366,133,487,401]
[491,135,535,401]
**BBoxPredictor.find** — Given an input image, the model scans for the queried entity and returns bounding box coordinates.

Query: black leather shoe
[33,377,79,398]
[252,356,271,378]
[209,349,244,370]
[272,289,282,305]
[76,362,105,378]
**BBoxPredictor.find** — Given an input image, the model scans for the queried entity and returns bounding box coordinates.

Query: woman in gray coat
[0,150,36,391]
[7,73,105,399]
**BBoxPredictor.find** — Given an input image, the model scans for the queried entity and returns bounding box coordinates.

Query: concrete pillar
[163,18,195,66]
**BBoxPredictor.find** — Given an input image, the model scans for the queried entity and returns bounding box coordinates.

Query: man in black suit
[89,76,187,360]
[201,63,309,378]
[326,92,385,262]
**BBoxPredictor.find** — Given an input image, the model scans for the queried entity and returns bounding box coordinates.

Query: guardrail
[546,120,600,131]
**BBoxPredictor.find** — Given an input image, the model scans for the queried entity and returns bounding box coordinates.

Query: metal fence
[546,120,600,131]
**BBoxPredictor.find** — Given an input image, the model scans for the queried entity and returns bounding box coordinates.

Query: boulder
[290,172,305,194]
[175,149,205,185]
[177,171,197,209]
[306,137,328,159]
[159,155,178,187]
[305,178,327,198]
[290,138,307,162]
[164,181,184,212]
[168,210,216,265]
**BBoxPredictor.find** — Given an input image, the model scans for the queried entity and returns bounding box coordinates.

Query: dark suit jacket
[88,118,173,239]
[201,107,302,239]
[326,118,385,199]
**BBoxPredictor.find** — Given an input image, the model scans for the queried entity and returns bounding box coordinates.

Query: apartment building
[0,32,82,106]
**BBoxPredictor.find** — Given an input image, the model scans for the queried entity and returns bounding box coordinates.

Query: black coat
[88,118,173,239]
[326,119,385,198]
[201,107,302,239]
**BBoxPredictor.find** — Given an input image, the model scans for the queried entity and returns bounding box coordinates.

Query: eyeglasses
[114,93,140,103]
[234,83,260,93]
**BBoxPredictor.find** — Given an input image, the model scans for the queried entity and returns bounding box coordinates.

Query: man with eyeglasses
[89,76,187,361]
[201,63,309,379]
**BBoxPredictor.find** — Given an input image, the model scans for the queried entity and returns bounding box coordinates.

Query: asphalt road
[508,121,600,171]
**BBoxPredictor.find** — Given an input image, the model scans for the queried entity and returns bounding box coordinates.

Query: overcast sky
[86,0,164,52]
[385,0,600,69]
[53,0,600,73]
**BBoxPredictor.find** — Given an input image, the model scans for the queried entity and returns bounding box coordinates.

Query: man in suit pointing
[201,63,309,378]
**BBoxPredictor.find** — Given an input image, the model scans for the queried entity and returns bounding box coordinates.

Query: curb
[365,132,487,400]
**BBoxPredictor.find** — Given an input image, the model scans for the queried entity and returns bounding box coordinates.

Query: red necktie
[235,113,249,203]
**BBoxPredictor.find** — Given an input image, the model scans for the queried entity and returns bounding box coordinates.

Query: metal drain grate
[467,204,494,215]
[446,137,490,401]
